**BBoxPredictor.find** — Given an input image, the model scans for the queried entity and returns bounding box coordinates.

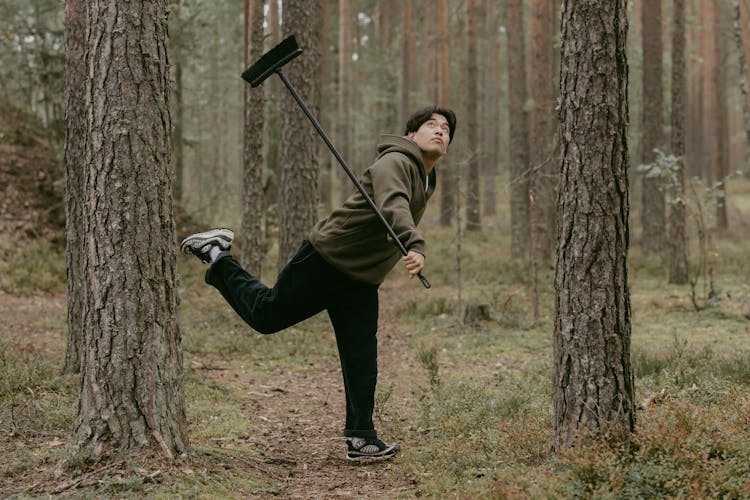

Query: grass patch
[0,240,65,295]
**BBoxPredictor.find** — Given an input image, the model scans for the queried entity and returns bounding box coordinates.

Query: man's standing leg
[328,286,400,460]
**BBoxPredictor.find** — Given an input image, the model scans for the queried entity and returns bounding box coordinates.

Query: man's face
[407,113,450,160]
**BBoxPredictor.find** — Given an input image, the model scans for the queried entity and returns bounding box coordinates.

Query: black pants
[205,240,379,438]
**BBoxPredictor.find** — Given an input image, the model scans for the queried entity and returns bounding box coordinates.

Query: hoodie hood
[376,134,436,194]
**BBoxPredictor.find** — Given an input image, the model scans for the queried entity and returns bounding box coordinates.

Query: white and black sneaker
[346,437,400,462]
[180,228,234,263]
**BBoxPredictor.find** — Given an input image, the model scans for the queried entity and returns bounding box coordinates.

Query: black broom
[242,35,431,289]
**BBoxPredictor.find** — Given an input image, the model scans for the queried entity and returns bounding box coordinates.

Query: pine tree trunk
[239,0,266,277]
[465,0,481,231]
[278,0,322,266]
[554,0,635,451]
[437,0,455,227]
[641,0,666,256]
[482,0,499,218]
[172,0,184,204]
[735,0,750,171]
[528,0,558,262]
[714,0,729,229]
[63,0,86,375]
[318,0,332,213]
[669,0,689,285]
[266,0,281,239]
[401,1,416,124]
[507,0,531,258]
[73,0,186,459]
[337,0,353,205]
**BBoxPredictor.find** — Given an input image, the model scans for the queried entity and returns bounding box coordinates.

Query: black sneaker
[180,228,234,263]
[346,437,400,461]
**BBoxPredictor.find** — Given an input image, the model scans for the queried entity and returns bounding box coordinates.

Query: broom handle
[275,69,431,289]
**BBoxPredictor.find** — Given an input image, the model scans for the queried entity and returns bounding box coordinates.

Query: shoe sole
[346,446,400,462]
[180,228,234,254]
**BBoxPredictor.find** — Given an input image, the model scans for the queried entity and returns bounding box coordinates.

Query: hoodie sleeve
[367,152,426,256]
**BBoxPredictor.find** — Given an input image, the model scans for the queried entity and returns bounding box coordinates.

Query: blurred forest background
[3,0,749,245]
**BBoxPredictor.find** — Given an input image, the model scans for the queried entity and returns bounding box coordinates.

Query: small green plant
[417,346,441,391]
[638,149,745,311]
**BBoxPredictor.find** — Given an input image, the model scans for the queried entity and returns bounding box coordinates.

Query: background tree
[669,0,689,285]
[507,0,531,258]
[72,0,186,460]
[482,0,500,218]
[278,0,322,266]
[528,0,558,263]
[465,0,481,231]
[437,0,456,227]
[714,0,730,229]
[238,0,265,277]
[641,0,666,257]
[554,0,635,450]
[337,0,353,205]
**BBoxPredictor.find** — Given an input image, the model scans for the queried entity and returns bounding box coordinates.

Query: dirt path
[1,279,423,498]
[198,277,421,498]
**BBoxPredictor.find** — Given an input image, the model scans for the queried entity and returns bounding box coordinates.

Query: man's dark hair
[404,106,457,143]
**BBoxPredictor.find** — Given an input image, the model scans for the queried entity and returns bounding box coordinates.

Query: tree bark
[465,0,481,231]
[239,0,266,277]
[171,0,184,204]
[641,0,666,257]
[265,0,281,240]
[318,0,333,213]
[278,0,322,267]
[63,0,86,375]
[554,0,635,451]
[482,0,500,218]
[437,0,456,227]
[714,0,729,229]
[507,0,531,258]
[337,0,353,205]
[669,0,689,285]
[528,0,558,263]
[734,0,750,172]
[73,0,186,460]
[401,1,416,124]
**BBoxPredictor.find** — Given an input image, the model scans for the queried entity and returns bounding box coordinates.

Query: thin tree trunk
[554,0,634,451]
[528,0,558,262]
[73,0,186,460]
[266,0,281,241]
[63,0,86,375]
[641,0,666,256]
[171,0,184,204]
[715,0,729,229]
[507,0,531,258]
[735,0,750,171]
[437,0,455,227]
[278,0,322,266]
[318,0,332,213]
[669,0,689,285]
[482,0,499,218]
[401,1,416,124]
[337,0,353,204]
[239,0,265,276]
[465,0,481,231]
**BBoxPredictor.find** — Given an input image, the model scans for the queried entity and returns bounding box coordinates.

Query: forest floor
[0,272,436,498]
[2,181,750,498]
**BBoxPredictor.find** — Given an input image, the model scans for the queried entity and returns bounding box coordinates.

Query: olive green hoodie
[309,135,437,285]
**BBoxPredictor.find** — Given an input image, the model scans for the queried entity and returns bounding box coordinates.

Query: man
[181,106,456,461]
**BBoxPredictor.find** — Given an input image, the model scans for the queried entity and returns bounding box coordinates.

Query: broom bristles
[241,35,302,87]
